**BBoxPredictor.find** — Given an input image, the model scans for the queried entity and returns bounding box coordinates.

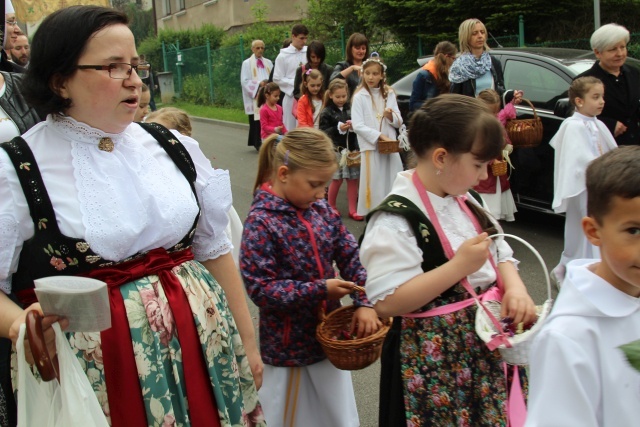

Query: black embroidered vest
[0,122,200,293]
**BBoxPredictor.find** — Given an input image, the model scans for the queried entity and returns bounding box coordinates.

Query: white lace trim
[374,212,414,236]
[65,117,197,260]
[0,215,18,293]
[50,114,126,146]
[192,172,233,261]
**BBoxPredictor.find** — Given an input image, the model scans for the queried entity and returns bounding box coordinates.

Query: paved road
[190,117,565,427]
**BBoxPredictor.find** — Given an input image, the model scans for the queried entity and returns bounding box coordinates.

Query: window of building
[163,0,171,15]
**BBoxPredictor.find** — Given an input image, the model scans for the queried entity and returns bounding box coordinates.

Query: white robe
[550,112,617,281]
[240,54,272,115]
[351,87,403,216]
[273,45,307,130]
[526,259,640,427]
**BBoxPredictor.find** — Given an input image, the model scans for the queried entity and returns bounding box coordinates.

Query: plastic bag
[16,322,109,427]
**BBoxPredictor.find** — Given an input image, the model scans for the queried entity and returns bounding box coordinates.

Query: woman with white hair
[576,23,640,145]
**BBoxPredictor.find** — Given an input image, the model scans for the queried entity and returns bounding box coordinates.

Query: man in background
[9,33,28,68]
[273,24,308,130]
[241,39,272,150]
[139,53,157,111]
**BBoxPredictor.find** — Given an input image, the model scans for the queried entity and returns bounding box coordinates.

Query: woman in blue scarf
[450,19,516,102]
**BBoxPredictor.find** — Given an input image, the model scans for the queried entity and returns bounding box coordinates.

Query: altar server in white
[550,76,616,285]
[272,24,308,131]
[526,146,640,427]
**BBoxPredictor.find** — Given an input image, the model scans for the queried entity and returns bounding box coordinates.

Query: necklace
[370,90,384,123]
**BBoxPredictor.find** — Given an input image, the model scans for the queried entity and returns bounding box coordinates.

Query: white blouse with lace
[0,115,232,293]
[360,170,517,304]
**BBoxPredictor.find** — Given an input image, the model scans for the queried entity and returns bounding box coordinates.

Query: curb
[190,116,249,131]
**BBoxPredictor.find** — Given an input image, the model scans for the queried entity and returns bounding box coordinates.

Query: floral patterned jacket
[240,186,372,367]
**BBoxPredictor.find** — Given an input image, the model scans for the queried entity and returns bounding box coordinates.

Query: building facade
[154,0,307,32]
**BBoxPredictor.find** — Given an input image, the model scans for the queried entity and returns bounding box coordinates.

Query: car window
[503,60,570,110]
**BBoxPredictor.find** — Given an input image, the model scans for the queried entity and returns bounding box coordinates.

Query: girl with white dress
[351,54,403,217]
[240,128,381,427]
[550,76,617,285]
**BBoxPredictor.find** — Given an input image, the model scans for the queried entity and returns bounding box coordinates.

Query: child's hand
[513,90,524,105]
[383,108,393,121]
[451,232,490,277]
[326,279,356,300]
[350,307,383,339]
[275,126,282,135]
[501,288,537,326]
[340,122,350,132]
[378,134,392,142]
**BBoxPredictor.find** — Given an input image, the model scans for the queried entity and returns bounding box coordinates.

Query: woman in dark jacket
[409,41,457,112]
[575,23,640,146]
[449,19,505,98]
[449,19,520,104]
[293,40,333,101]
[330,33,369,98]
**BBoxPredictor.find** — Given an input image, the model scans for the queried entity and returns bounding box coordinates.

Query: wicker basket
[346,150,361,167]
[316,304,392,370]
[505,99,544,148]
[475,234,554,365]
[491,159,508,177]
[378,139,400,154]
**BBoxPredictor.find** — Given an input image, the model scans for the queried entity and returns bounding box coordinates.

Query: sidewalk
[190,115,249,131]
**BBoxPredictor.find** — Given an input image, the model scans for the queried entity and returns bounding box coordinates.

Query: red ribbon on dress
[85,247,221,427]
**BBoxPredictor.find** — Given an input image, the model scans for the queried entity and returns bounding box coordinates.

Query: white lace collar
[427,191,459,212]
[49,114,128,147]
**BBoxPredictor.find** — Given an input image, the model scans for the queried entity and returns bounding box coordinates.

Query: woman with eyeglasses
[409,41,458,112]
[0,5,265,426]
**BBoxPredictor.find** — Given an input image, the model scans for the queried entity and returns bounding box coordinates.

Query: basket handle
[519,98,538,120]
[25,310,60,382]
[487,233,552,301]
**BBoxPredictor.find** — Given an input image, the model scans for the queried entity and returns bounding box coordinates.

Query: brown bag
[505,99,543,148]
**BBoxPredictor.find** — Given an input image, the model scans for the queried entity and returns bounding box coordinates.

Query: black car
[392,47,640,213]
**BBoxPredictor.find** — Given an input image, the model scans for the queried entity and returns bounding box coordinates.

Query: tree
[301,0,376,40]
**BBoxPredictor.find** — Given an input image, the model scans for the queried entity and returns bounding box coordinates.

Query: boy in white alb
[526,146,640,427]
[272,24,308,131]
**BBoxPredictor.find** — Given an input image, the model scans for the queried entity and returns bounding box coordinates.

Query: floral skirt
[380,291,528,427]
[13,260,265,427]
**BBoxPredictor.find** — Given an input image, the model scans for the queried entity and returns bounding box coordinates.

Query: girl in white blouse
[359,94,536,427]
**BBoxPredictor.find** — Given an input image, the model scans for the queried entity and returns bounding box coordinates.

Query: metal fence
[160,32,638,109]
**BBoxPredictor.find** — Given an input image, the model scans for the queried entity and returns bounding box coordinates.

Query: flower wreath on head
[361,52,387,72]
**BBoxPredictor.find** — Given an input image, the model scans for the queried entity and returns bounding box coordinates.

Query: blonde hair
[458,18,490,54]
[300,69,325,112]
[356,58,392,102]
[324,78,349,107]
[146,107,192,137]
[254,128,337,192]
[477,89,501,112]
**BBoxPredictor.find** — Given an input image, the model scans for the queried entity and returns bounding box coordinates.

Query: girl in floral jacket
[240,128,381,427]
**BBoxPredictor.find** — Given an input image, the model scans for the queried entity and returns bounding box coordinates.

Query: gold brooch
[98,137,114,152]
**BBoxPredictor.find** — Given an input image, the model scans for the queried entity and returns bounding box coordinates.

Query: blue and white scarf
[448,52,492,84]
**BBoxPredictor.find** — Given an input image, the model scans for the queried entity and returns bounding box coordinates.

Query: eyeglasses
[5,20,17,26]
[76,62,150,79]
